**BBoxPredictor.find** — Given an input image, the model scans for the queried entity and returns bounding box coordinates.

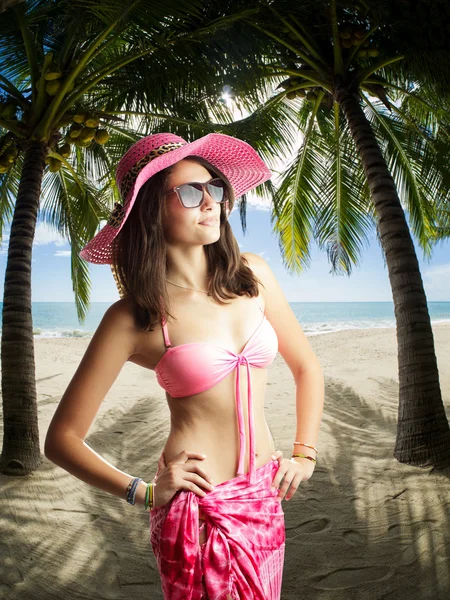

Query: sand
[1,322,449,600]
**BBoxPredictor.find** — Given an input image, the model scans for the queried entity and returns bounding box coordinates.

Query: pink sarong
[149,457,285,599]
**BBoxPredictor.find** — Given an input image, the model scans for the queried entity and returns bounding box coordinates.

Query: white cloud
[33,222,67,247]
[2,222,68,249]
[54,250,72,257]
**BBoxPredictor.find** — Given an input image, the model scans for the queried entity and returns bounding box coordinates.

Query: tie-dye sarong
[149,457,285,599]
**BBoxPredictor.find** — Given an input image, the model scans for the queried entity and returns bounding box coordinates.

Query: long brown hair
[110,155,263,331]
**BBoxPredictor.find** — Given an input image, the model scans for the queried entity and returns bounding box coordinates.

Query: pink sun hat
[78,132,272,264]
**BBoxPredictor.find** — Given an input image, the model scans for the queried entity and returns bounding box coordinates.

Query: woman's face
[163,159,222,245]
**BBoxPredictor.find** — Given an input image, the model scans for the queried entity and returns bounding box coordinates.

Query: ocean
[1,301,449,339]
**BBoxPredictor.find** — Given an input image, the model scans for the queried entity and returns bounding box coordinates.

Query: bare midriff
[162,364,276,487]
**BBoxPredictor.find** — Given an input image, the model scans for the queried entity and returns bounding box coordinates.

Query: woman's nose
[202,188,217,208]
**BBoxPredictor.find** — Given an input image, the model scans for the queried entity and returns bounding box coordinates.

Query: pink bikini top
[154,296,278,483]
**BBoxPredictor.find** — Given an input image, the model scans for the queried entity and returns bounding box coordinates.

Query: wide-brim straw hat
[78,132,272,265]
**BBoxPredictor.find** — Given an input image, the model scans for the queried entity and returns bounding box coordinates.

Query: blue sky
[0,198,449,303]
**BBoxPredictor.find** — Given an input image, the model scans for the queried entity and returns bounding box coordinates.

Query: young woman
[45,132,324,600]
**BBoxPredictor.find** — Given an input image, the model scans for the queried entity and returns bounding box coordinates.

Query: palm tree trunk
[0,139,47,475]
[334,75,450,469]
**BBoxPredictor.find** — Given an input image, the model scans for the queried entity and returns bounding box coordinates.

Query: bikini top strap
[159,296,172,349]
[253,295,264,314]
[161,316,172,349]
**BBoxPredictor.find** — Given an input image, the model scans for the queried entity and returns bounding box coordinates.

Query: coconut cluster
[277,75,333,108]
[45,111,110,172]
[0,132,19,174]
[275,21,380,106]
[0,101,18,172]
[44,61,75,96]
[338,24,379,57]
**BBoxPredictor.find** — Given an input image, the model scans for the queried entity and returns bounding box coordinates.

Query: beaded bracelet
[126,476,142,505]
[291,453,316,463]
[293,441,318,454]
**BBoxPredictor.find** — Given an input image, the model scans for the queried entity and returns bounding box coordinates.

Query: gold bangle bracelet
[291,453,316,463]
[293,442,318,454]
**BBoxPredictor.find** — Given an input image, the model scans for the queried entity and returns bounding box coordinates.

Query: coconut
[286,91,297,99]
[322,95,334,110]
[341,38,353,48]
[0,164,10,173]
[0,156,13,168]
[306,91,318,101]
[74,138,92,147]
[294,89,306,98]
[4,146,18,160]
[46,80,61,95]
[45,64,62,80]
[68,124,83,138]
[352,36,362,46]
[339,28,352,39]
[357,49,368,57]
[73,112,87,124]
[278,79,294,90]
[354,27,366,39]
[368,48,379,57]
[48,158,62,172]
[59,143,71,158]
[57,114,74,128]
[78,127,96,142]
[84,116,100,128]
[94,129,110,144]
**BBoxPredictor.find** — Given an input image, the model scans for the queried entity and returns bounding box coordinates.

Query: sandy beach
[1,322,449,600]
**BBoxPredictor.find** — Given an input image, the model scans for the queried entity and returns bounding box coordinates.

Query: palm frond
[362,95,449,258]
[269,99,326,274]
[313,104,373,274]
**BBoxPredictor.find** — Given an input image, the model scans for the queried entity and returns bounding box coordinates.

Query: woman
[45,132,324,599]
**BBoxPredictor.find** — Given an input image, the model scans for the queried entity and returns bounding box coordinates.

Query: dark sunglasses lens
[178,184,203,207]
[207,180,225,202]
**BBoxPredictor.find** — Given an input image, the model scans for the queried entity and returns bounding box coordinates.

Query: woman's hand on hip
[153,450,216,509]
[270,449,315,502]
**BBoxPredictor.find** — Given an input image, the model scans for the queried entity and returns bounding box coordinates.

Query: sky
[0,198,449,303]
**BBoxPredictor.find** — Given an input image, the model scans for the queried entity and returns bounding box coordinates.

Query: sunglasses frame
[163,178,229,208]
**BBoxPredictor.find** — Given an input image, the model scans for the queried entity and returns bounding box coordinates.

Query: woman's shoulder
[108,295,136,319]
[241,251,266,277]
[104,297,144,341]
[241,252,267,307]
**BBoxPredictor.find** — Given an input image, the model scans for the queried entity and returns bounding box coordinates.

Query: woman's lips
[199,220,218,227]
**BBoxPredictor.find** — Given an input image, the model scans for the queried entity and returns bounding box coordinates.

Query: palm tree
[0,0,298,475]
[231,0,450,467]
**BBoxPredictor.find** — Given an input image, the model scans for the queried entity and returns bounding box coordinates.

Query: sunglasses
[163,178,228,208]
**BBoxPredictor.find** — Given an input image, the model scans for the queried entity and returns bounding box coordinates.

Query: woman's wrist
[292,443,317,460]
[291,445,317,465]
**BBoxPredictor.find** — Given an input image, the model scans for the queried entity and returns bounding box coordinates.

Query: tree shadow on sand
[1,374,449,599]
[281,376,450,600]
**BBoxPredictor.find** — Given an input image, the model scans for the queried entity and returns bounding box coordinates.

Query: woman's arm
[44,300,148,505]
[242,252,324,462]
